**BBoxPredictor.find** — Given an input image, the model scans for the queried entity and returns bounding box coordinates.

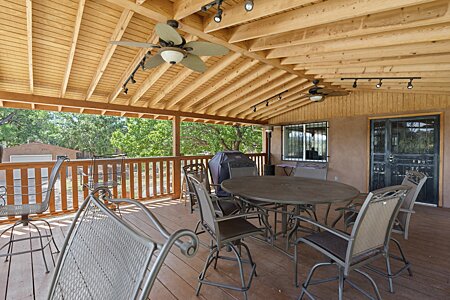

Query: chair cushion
[303,231,349,261]
[218,218,261,241]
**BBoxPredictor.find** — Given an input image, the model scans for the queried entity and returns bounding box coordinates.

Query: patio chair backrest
[293,162,328,180]
[228,160,258,178]
[397,171,427,239]
[87,153,126,190]
[42,156,69,212]
[347,185,409,266]
[189,174,219,237]
[49,193,198,300]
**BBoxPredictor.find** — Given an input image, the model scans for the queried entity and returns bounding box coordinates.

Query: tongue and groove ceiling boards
[0,0,449,123]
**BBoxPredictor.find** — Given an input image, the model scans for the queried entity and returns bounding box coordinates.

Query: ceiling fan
[111,20,229,73]
[299,80,349,102]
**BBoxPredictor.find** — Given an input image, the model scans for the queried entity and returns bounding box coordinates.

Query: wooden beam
[245,83,313,119]
[61,0,86,98]
[248,1,450,51]
[0,91,267,125]
[109,32,159,103]
[305,63,450,76]
[173,0,212,20]
[130,63,172,105]
[229,0,435,43]
[267,23,450,59]
[204,0,313,33]
[193,64,273,112]
[168,52,241,110]
[282,40,450,65]
[225,77,303,117]
[86,9,134,100]
[293,54,450,70]
[232,79,311,116]
[204,69,287,114]
[262,98,312,120]
[183,59,259,110]
[315,71,450,79]
[26,0,33,94]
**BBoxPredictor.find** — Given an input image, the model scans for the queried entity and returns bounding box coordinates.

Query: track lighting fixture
[203,0,252,23]
[123,86,128,95]
[214,8,223,23]
[244,0,254,12]
[341,77,421,91]
[130,76,136,84]
[249,90,288,113]
[376,79,382,88]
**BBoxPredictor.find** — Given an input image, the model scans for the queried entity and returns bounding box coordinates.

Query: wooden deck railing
[0,153,266,222]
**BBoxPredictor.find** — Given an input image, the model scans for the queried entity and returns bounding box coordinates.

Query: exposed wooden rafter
[86,9,134,100]
[61,0,86,98]
[173,0,212,20]
[25,0,33,94]
[229,0,436,43]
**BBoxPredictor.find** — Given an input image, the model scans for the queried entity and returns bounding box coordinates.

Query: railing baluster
[137,162,143,199]
[152,161,157,197]
[35,168,42,204]
[60,165,67,211]
[21,168,28,205]
[145,162,150,198]
[72,165,78,210]
[130,162,135,199]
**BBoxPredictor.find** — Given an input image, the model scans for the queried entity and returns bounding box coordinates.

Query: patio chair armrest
[399,208,415,214]
[107,197,198,257]
[293,215,351,241]
[217,212,265,222]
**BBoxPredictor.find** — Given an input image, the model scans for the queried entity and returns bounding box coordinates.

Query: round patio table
[221,176,360,206]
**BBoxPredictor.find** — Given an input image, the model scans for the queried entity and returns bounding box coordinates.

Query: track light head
[376,79,382,88]
[123,86,128,95]
[278,94,282,100]
[244,0,254,12]
[214,8,223,23]
[352,79,357,88]
[266,101,269,107]
[407,79,414,89]
[253,106,257,112]
[130,76,136,84]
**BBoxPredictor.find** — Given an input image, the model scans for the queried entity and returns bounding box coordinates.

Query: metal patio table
[221,176,360,254]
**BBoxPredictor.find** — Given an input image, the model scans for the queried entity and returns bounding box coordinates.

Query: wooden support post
[172,115,181,199]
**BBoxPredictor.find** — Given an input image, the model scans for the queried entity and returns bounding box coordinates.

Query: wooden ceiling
[1,0,449,124]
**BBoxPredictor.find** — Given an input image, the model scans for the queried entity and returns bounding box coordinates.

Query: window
[282,122,328,161]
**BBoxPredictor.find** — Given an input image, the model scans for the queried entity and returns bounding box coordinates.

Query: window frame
[281,121,329,162]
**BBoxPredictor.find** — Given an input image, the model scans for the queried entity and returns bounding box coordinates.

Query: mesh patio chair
[293,185,410,300]
[182,163,240,216]
[333,170,427,292]
[48,191,198,300]
[0,156,69,299]
[189,174,266,300]
[81,153,126,197]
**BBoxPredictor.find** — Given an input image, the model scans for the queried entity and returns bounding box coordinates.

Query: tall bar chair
[0,156,69,299]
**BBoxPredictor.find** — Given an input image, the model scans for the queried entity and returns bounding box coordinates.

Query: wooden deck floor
[1,199,450,299]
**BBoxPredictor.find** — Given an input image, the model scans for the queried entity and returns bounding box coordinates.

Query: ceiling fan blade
[181,54,206,73]
[155,23,183,45]
[111,41,160,48]
[325,91,350,97]
[144,54,165,69]
[184,41,229,56]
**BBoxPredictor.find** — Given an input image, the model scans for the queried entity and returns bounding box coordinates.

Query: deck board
[1,200,449,299]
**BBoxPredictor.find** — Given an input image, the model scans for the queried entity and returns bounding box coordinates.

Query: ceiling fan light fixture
[160,49,185,64]
[310,95,323,102]
[244,0,254,11]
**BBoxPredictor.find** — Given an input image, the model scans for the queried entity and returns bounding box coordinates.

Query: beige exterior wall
[269,91,450,208]
[2,142,79,162]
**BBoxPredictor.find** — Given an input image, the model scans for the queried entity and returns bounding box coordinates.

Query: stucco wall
[270,113,450,208]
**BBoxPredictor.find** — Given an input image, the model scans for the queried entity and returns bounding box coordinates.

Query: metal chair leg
[28,222,50,273]
[196,247,218,296]
[299,262,333,300]
[338,266,344,300]
[28,230,36,300]
[392,237,412,276]
[229,244,248,299]
[241,242,257,277]
[354,269,382,300]
[385,252,394,293]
